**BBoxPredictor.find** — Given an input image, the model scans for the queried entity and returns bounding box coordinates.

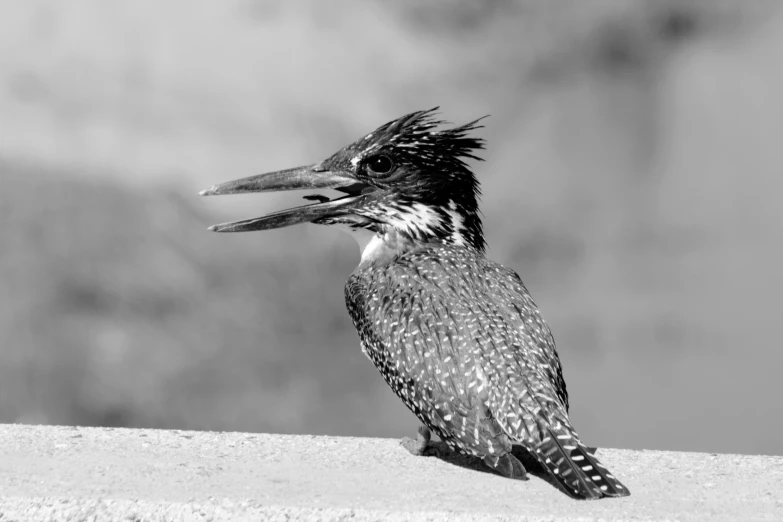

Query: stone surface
[0,424,781,521]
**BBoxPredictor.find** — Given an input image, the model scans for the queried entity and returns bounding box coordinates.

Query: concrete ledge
[0,425,781,521]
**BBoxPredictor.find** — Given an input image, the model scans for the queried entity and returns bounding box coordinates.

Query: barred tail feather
[535,425,630,500]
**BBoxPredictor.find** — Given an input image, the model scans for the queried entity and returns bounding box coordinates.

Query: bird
[199,108,630,500]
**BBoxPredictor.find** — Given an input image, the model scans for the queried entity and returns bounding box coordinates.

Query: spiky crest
[320,108,488,254]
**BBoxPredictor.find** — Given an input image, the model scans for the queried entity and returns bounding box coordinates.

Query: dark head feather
[321,108,488,253]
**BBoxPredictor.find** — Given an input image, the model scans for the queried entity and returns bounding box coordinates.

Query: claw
[400,425,439,457]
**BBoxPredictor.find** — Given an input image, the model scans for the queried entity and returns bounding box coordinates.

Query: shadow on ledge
[415,439,600,498]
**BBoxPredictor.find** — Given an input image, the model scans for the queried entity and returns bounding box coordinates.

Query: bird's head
[200,108,487,254]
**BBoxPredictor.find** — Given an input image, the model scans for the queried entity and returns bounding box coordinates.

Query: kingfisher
[199,109,630,500]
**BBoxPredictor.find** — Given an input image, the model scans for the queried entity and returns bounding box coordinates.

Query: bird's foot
[483,453,529,481]
[400,425,441,457]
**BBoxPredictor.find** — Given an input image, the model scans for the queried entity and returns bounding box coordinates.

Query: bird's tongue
[300,181,375,204]
[302,194,332,204]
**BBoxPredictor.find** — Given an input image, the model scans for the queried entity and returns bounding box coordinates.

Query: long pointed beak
[199,164,377,232]
[199,164,354,196]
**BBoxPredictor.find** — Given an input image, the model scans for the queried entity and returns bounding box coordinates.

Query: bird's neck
[353,228,414,266]
[346,226,480,268]
[369,198,484,252]
[333,197,485,266]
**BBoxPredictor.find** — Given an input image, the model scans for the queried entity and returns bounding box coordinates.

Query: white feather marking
[386,203,441,238]
[447,200,466,246]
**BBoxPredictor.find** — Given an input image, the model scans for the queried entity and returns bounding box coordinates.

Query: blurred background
[1,0,782,457]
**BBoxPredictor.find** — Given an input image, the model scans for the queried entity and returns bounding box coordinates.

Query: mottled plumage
[201,108,630,500]
[346,242,626,498]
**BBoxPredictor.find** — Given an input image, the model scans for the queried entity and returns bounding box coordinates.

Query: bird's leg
[483,453,529,481]
[400,425,440,457]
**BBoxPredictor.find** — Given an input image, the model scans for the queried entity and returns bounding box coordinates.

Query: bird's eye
[365,155,395,176]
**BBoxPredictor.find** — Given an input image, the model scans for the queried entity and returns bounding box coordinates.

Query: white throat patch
[384,202,441,239]
[332,201,473,262]
[334,225,384,262]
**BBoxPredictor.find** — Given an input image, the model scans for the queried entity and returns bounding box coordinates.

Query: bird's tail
[534,423,630,500]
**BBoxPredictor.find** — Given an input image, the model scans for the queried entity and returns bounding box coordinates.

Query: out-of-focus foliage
[1,0,782,456]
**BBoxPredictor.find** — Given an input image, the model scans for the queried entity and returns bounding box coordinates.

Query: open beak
[199,164,378,232]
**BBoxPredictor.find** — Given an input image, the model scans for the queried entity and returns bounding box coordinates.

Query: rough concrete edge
[2,425,782,522]
[0,496,544,522]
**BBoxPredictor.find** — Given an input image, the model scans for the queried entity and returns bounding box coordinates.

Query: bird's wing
[477,260,631,498]
[485,262,569,411]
